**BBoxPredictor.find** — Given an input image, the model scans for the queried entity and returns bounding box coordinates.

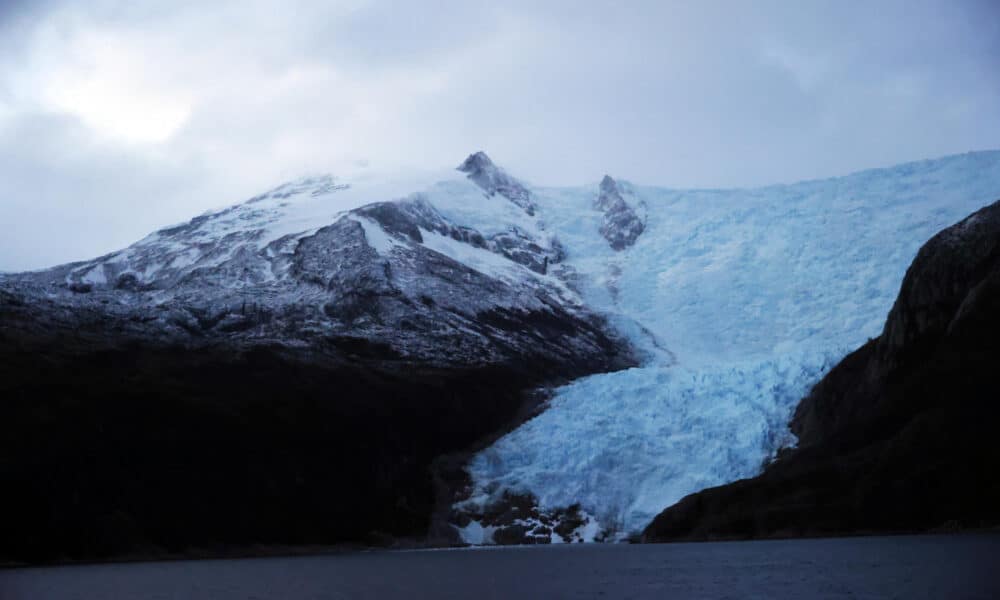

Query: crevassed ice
[468,351,841,536]
[463,150,1000,539]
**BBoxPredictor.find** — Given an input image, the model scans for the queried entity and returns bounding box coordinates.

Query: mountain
[1,160,623,370]
[2,150,1000,560]
[642,199,1000,541]
[0,153,636,561]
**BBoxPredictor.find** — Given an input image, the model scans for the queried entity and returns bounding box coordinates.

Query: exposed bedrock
[594,175,645,251]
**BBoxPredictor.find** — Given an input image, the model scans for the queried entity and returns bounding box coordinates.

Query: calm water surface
[2,534,998,599]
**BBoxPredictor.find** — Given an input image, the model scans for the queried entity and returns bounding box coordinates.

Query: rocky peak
[457,151,537,216]
[594,175,623,212]
[599,174,617,195]
[594,175,645,251]
[457,151,495,174]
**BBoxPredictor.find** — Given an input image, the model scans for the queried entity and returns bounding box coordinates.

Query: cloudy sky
[0,0,998,271]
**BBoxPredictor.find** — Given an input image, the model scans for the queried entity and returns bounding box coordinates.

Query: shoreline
[5,527,999,571]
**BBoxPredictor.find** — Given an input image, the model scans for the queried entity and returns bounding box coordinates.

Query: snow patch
[352,216,405,255]
[81,266,106,285]
[425,179,547,243]
[456,520,497,545]
[419,228,522,280]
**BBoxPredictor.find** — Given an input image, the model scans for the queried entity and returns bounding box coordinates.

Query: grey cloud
[0,112,218,270]
[1,0,998,270]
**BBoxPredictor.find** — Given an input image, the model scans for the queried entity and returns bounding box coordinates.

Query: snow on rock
[419,228,523,282]
[0,154,633,376]
[457,151,538,216]
[351,216,406,256]
[456,150,1000,541]
[80,265,107,285]
[453,491,604,545]
[594,175,645,251]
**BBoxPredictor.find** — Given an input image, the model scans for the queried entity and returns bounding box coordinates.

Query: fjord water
[3,534,997,599]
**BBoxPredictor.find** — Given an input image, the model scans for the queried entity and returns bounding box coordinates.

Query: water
[2,535,998,599]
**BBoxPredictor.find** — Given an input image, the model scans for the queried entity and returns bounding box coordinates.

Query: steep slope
[0,154,634,562]
[643,199,1000,541]
[453,151,1000,543]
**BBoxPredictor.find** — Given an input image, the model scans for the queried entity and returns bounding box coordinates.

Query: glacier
[458,150,1000,540]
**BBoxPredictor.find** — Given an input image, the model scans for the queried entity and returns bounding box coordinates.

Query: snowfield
[459,150,1000,540]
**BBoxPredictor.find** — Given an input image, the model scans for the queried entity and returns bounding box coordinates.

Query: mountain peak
[455,151,537,216]
[594,174,644,250]
[457,151,495,174]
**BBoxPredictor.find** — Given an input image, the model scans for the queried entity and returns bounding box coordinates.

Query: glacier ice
[460,150,1000,540]
[466,351,841,537]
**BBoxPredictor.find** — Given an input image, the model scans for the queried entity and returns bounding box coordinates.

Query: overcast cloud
[1,0,998,270]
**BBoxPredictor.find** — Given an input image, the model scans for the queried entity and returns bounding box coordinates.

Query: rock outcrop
[594,175,644,250]
[458,151,537,216]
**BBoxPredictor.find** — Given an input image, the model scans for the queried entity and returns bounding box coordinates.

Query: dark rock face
[595,175,645,251]
[793,199,1000,446]
[643,199,1000,542]
[0,171,636,563]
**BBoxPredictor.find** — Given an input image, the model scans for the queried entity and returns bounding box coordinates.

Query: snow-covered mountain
[3,150,1000,553]
[0,154,630,372]
[0,152,639,560]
